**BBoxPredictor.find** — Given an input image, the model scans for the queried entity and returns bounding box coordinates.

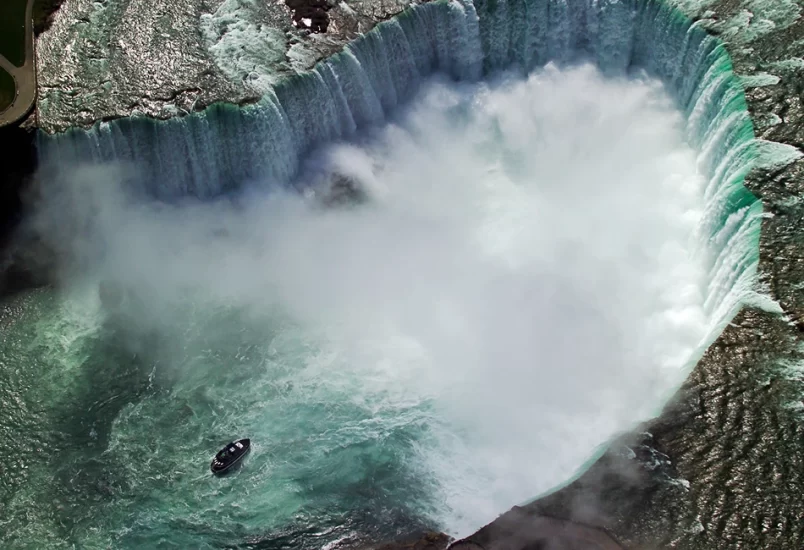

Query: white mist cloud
[30,63,710,537]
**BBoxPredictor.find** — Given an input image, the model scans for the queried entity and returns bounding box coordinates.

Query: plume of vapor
[26,63,708,536]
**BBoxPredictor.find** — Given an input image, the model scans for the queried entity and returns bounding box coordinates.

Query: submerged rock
[315,173,370,209]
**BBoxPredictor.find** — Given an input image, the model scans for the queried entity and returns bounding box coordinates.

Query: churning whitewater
[5,64,720,548]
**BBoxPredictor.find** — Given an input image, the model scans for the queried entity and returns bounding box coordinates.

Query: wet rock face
[312,173,370,208]
[34,0,423,133]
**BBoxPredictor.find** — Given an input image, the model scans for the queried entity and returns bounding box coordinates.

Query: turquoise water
[4,64,752,547]
[8,0,768,547]
[1,288,436,548]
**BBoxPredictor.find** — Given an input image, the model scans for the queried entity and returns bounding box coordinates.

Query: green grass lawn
[0,0,28,67]
[0,67,16,112]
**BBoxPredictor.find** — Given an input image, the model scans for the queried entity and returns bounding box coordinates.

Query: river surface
[1,66,718,549]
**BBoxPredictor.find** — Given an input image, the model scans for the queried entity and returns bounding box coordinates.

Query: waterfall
[36,0,764,453]
[37,0,762,366]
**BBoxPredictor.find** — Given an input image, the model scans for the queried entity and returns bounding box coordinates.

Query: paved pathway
[0,0,36,127]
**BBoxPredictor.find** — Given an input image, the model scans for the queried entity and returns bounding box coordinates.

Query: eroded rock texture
[34,0,422,133]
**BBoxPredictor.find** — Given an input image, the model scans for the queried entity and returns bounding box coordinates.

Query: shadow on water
[0,124,45,299]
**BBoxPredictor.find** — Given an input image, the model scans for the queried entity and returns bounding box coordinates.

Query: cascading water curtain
[37,0,760,387]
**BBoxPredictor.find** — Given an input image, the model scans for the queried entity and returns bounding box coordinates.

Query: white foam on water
[200,0,290,93]
[46,64,713,539]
